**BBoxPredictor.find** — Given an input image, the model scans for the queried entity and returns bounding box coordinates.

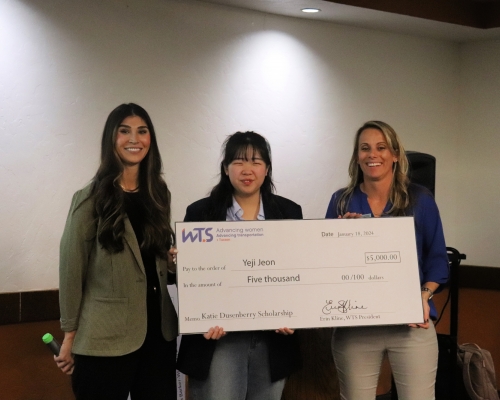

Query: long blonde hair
[336,121,410,216]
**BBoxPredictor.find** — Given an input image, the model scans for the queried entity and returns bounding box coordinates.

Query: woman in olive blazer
[57,104,178,400]
[59,184,178,355]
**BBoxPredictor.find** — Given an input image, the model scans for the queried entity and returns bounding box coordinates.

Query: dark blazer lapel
[263,194,283,220]
[123,217,145,274]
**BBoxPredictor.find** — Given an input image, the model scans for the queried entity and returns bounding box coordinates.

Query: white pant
[332,323,438,400]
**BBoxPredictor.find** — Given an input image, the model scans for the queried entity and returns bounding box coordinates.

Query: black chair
[406,151,436,196]
[435,247,467,399]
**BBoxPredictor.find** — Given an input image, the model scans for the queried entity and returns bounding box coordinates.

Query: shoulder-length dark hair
[336,120,411,216]
[208,131,275,219]
[90,103,174,255]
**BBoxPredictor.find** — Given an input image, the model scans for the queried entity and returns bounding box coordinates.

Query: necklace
[120,184,139,193]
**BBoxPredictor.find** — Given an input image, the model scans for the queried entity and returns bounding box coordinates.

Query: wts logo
[181,228,214,243]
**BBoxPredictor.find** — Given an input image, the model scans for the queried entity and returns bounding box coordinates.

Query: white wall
[0,0,468,292]
[456,39,500,267]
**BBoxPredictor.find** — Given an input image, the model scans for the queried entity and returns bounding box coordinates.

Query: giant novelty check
[176,217,424,334]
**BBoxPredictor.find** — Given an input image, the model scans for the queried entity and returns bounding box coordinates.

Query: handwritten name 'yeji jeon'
[243,259,276,268]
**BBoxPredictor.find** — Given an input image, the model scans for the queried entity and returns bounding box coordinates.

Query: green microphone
[42,333,61,356]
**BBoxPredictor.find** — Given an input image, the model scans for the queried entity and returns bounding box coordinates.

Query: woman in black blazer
[177,131,302,400]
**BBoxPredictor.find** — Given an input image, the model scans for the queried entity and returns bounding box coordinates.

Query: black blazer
[176,194,303,382]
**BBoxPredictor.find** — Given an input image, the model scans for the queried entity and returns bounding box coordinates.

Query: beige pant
[332,323,438,400]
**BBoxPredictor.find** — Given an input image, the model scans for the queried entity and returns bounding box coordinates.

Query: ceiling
[195,0,500,42]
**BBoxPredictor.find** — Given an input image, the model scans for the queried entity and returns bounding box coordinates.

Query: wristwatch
[421,287,434,300]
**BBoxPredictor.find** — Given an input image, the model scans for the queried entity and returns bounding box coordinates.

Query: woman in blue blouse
[325,121,449,399]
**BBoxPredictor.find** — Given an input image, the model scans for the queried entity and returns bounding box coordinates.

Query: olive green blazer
[59,185,178,356]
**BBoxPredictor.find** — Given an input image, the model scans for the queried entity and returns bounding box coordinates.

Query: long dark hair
[337,120,411,216]
[90,103,174,255]
[208,131,275,219]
